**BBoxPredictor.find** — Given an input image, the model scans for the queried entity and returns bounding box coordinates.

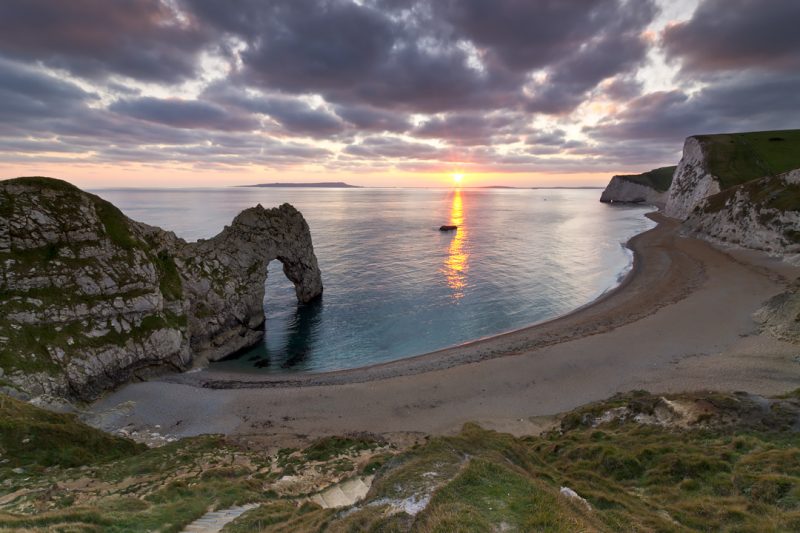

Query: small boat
[439,225,458,231]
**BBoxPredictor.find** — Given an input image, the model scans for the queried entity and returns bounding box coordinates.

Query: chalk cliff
[0,177,322,400]
[600,166,675,206]
[664,137,721,219]
[683,169,800,256]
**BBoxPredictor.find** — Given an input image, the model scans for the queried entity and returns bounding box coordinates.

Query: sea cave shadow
[259,297,324,370]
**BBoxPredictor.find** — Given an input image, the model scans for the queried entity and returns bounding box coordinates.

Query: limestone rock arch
[179,203,323,362]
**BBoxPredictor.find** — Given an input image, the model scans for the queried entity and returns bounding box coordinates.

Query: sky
[1,0,799,188]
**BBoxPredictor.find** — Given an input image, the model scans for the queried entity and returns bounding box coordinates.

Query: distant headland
[238,182,362,188]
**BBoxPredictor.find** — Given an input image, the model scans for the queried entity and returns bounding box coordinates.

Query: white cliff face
[600,176,668,206]
[664,137,721,220]
[683,169,800,257]
[0,178,322,400]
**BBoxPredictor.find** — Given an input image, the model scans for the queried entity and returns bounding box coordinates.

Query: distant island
[238,182,362,188]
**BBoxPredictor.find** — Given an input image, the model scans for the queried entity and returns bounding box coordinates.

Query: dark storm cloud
[0,58,94,123]
[413,0,654,70]
[226,0,521,113]
[4,0,798,176]
[663,0,800,73]
[589,73,800,142]
[439,0,621,70]
[110,97,258,131]
[524,0,657,114]
[0,0,211,82]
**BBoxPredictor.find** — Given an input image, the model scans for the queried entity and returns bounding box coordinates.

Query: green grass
[702,173,800,215]
[302,435,378,462]
[92,198,138,250]
[2,391,799,532]
[2,176,83,193]
[695,129,800,189]
[154,249,184,300]
[222,501,334,533]
[0,394,144,472]
[617,166,676,192]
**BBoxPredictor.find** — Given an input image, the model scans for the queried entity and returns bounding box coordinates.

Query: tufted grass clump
[2,390,799,532]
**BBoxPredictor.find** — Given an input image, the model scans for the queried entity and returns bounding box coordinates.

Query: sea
[91,187,655,373]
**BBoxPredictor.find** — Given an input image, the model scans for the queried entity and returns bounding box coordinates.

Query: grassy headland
[617,166,676,192]
[695,129,800,189]
[1,390,798,532]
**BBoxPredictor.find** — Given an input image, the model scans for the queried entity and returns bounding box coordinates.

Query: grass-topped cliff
[616,166,676,192]
[1,390,798,532]
[694,129,800,190]
[665,129,800,252]
[0,176,323,401]
[0,176,192,400]
[600,166,675,204]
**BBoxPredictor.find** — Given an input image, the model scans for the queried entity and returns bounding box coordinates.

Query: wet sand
[85,213,800,447]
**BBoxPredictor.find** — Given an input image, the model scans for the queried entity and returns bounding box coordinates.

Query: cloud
[110,97,258,131]
[590,72,800,143]
[201,83,346,136]
[413,112,521,146]
[334,105,410,133]
[344,136,444,160]
[0,57,96,134]
[524,0,658,114]
[663,0,800,73]
[1,0,798,180]
[0,0,212,82]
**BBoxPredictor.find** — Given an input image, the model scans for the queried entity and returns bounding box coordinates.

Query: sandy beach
[85,212,800,448]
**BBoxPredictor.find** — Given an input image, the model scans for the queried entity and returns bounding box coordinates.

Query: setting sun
[452,173,464,184]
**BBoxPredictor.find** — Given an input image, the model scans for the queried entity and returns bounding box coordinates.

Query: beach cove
[85,212,800,449]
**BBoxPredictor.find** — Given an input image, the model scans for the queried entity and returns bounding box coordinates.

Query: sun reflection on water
[442,189,469,299]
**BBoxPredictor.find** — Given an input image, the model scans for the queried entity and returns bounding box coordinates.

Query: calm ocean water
[92,187,655,373]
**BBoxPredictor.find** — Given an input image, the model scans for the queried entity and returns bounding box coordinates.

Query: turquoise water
[92,188,654,373]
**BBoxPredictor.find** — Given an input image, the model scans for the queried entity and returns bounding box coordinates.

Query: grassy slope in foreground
[695,129,800,190]
[1,390,799,532]
[616,166,676,192]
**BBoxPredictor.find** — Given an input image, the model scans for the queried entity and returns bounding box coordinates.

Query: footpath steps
[181,503,259,533]
[181,475,374,532]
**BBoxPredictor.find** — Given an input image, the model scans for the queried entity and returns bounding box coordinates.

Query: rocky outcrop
[0,177,322,400]
[754,279,800,343]
[682,169,800,257]
[600,176,667,205]
[664,137,721,219]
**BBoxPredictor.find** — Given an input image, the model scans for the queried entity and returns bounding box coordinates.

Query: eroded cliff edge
[0,177,322,400]
[599,166,675,206]
[664,130,800,256]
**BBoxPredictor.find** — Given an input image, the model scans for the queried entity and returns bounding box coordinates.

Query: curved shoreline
[87,211,799,444]
[164,212,703,389]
